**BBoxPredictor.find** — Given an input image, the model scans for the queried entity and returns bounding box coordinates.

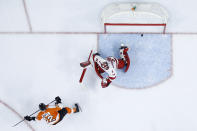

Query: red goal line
[104,23,167,34]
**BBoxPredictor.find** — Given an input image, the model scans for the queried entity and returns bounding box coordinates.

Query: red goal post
[101,3,168,33]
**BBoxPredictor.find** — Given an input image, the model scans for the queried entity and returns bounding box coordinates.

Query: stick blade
[80,61,91,68]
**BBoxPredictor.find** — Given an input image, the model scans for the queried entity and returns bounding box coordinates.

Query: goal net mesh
[101,3,168,33]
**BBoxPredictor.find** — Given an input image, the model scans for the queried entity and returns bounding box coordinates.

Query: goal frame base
[104,23,167,34]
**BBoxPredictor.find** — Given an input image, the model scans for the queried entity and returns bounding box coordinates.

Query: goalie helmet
[39,103,46,111]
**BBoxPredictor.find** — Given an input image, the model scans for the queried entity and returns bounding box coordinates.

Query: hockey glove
[24,116,36,121]
[55,96,62,104]
[74,103,80,113]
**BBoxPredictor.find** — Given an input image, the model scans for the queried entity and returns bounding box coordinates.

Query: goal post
[101,2,168,33]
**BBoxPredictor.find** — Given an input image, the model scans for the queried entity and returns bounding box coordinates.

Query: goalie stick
[79,50,93,83]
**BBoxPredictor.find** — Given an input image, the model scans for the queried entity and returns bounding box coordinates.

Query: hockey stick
[12,100,56,127]
[79,50,93,83]
[79,68,87,83]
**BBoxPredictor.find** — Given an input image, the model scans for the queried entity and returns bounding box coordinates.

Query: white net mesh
[101,2,168,33]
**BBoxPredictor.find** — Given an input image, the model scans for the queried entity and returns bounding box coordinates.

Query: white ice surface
[0,104,31,131]
[0,0,196,32]
[1,0,197,32]
[0,35,197,131]
[0,0,29,32]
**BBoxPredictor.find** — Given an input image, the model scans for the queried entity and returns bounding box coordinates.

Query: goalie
[92,44,130,88]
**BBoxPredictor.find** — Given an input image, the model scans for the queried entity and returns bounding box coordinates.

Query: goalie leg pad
[123,52,130,72]
[117,59,125,69]
[120,46,130,72]
[94,62,104,79]
[93,54,105,79]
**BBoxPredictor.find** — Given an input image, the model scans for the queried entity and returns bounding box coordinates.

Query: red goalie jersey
[92,45,130,88]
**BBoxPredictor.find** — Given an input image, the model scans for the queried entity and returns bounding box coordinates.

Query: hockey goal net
[101,3,168,33]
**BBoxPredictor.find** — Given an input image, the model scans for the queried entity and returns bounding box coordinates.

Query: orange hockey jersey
[36,105,62,125]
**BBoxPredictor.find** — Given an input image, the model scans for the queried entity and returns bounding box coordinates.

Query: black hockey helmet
[39,103,46,111]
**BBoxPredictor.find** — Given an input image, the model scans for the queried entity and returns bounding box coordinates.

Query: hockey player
[24,96,80,125]
[92,44,130,88]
